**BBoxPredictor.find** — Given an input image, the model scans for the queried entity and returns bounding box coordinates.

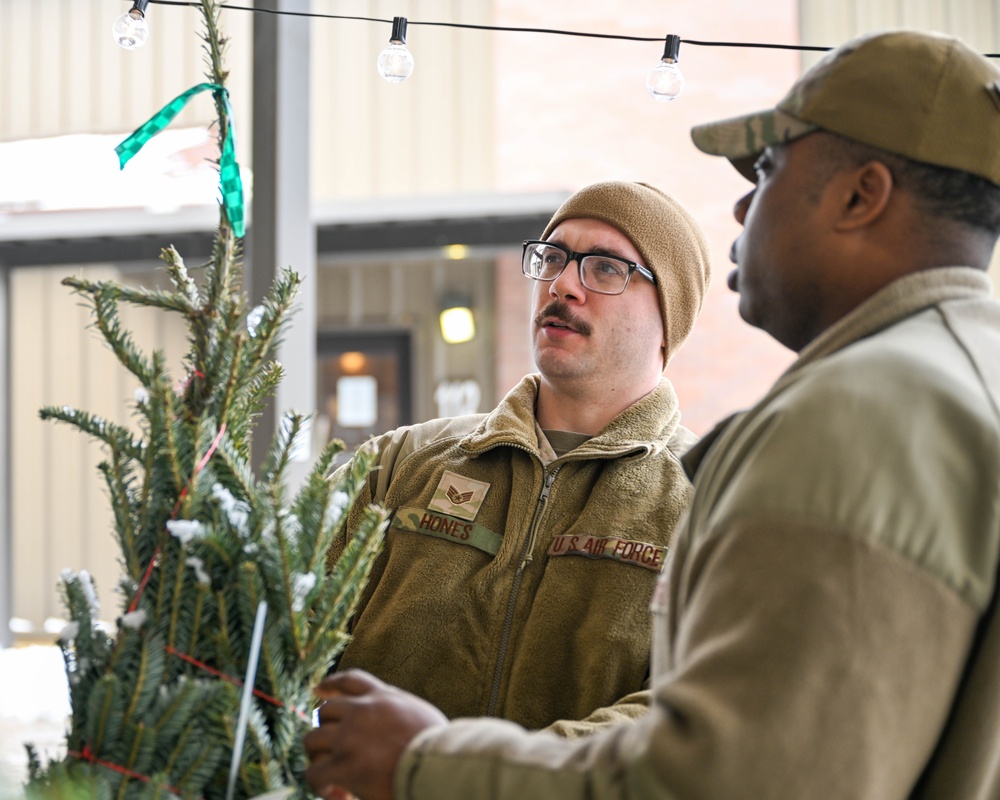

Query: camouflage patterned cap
[691,30,1000,185]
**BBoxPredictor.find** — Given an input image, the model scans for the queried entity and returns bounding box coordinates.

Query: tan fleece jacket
[327,374,696,735]
[395,268,1000,800]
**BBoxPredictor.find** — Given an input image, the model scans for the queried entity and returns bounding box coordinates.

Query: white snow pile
[0,646,69,723]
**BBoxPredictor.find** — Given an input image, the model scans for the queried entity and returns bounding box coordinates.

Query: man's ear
[834,160,894,232]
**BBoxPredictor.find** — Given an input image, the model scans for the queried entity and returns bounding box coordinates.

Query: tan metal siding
[799,1,1000,67]
[0,0,239,141]
[11,264,189,630]
[0,0,493,199]
[309,0,495,198]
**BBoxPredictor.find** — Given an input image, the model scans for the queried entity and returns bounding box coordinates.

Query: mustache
[534,301,592,336]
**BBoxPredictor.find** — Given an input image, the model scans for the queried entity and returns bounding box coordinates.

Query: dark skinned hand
[303,669,448,800]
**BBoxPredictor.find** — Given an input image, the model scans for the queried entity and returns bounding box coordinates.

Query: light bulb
[377,17,414,83]
[440,306,475,344]
[647,59,684,101]
[112,1,150,50]
[647,34,684,102]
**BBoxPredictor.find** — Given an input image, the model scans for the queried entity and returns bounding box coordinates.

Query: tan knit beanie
[541,181,712,366]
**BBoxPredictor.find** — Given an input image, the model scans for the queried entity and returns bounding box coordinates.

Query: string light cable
[115,2,1000,95]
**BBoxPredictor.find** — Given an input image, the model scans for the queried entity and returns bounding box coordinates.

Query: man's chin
[534,351,587,381]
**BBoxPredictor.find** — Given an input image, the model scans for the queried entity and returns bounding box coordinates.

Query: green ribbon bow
[115,82,246,238]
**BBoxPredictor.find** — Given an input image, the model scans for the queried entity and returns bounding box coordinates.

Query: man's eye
[592,259,626,276]
[753,155,772,178]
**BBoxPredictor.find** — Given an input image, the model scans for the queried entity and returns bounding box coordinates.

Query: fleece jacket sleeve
[543,689,651,739]
[395,516,978,800]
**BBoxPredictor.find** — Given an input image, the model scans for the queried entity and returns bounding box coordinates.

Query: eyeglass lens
[524,243,632,294]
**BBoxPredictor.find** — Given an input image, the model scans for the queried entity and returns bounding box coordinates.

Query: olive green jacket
[329,374,696,735]
[395,268,1000,799]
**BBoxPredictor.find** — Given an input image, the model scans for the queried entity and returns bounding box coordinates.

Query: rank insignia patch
[428,470,490,521]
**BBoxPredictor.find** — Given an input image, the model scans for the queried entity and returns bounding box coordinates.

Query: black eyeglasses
[521,240,656,296]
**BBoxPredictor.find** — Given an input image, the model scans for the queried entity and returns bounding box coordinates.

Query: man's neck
[535,376,661,436]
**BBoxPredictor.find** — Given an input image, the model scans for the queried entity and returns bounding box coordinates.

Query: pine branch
[149,677,205,742]
[65,277,199,318]
[211,434,255,500]
[85,674,125,758]
[304,507,387,660]
[238,269,302,377]
[40,406,145,461]
[118,721,157,799]
[292,437,350,575]
[226,361,284,453]
[99,456,141,578]
[122,633,166,722]
[260,413,305,492]
[160,246,202,306]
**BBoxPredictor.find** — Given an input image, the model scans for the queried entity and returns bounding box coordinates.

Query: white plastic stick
[226,600,268,800]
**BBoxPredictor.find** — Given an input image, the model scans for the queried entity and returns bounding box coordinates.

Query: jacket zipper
[486,466,559,716]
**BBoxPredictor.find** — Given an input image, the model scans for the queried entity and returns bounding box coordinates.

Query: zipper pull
[522,469,558,568]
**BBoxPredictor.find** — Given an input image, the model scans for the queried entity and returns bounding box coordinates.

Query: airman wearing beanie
[542,181,712,367]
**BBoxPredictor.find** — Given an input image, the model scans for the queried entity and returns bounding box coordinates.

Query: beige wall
[310,0,495,198]
[11,264,188,630]
[0,0,249,141]
[800,0,1000,59]
[0,0,493,201]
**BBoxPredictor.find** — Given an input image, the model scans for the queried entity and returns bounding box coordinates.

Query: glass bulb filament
[112,7,149,50]
[377,41,415,83]
[647,58,684,101]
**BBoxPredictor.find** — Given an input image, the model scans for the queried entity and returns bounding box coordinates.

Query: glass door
[317,330,412,464]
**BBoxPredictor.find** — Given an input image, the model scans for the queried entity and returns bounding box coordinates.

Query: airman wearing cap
[307,180,712,777]
[302,30,1000,800]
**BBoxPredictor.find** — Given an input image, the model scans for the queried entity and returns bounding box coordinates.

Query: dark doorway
[317,330,413,464]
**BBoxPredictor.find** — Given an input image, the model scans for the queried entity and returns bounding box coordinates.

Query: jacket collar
[459,373,682,460]
[788,267,992,380]
[682,268,993,483]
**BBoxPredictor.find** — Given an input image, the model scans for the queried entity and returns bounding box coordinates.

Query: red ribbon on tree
[128,423,227,613]
[70,745,182,794]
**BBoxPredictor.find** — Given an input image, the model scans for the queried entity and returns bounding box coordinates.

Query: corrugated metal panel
[0,0,493,199]
[309,0,494,198]
[799,0,1000,65]
[0,0,244,141]
[11,263,189,631]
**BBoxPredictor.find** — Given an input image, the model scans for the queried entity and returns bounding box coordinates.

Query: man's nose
[549,259,584,299]
[733,189,755,224]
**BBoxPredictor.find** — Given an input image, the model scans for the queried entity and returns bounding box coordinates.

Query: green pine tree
[24,2,387,797]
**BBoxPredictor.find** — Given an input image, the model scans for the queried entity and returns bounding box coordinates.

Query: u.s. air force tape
[548,534,666,571]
